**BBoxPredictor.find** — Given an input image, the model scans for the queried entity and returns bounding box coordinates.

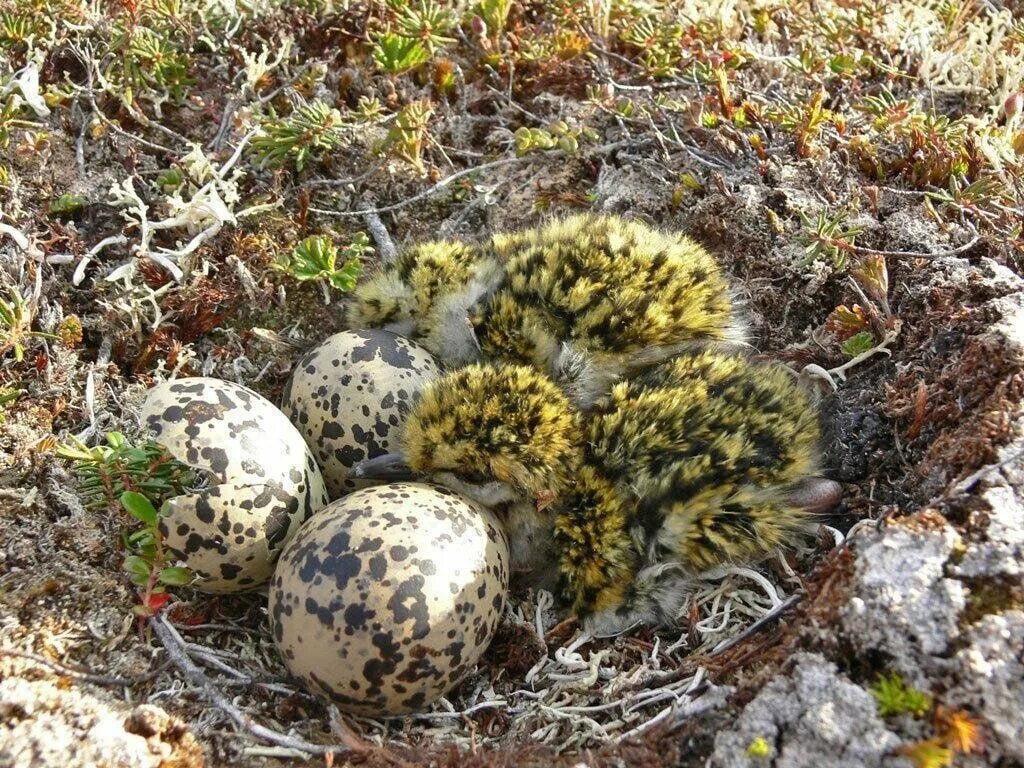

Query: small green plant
[380,99,434,173]
[797,210,864,270]
[156,167,185,193]
[928,175,1010,220]
[770,90,833,158]
[858,87,916,131]
[897,738,953,768]
[841,330,875,357]
[0,287,54,363]
[120,490,193,617]
[0,387,21,422]
[513,121,596,156]
[871,673,933,718]
[354,96,384,121]
[274,234,369,291]
[474,0,512,36]
[57,431,196,512]
[394,0,456,53]
[108,24,194,105]
[0,93,44,149]
[372,33,431,74]
[620,16,685,78]
[48,193,87,217]
[251,99,347,172]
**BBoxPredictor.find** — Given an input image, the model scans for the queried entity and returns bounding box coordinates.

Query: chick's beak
[787,478,842,514]
[350,453,415,481]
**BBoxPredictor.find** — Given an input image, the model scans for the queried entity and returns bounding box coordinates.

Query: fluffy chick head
[348,239,490,339]
[400,363,583,505]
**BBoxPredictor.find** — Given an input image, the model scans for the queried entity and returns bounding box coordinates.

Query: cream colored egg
[141,377,330,592]
[281,329,440,499]
[268,482,509,716]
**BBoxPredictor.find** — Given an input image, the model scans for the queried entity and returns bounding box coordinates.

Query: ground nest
[2,1,1024,766]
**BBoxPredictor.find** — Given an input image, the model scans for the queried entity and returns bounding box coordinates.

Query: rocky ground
[1,1,1023,767]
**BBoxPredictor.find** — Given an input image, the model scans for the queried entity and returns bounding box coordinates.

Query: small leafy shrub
[251,99,347,171]
[121,491,193,617]
[59,433,197,617]
[57,431,196,512]
[274,234,369,291]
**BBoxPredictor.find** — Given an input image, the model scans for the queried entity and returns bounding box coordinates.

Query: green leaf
[127,529,154,546]
[120,491,158,526]
[137,541,157,559]
[841,330,875,358]
[123,555,152,585]
[157,566,193,586]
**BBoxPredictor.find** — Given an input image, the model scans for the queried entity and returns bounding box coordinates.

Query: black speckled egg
[281,330,440,499]
[268,482,509,716]
[140,377,330,593]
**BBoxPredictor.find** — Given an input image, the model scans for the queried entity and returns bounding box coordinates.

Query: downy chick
[563,350,833,634]
[351,355,839,635]
[349,215,743,405]
[476,214,745,405]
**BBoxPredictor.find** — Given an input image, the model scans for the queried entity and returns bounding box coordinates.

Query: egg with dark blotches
[268,482,509,716]
[281,329,440,499]
[140,377,330,593]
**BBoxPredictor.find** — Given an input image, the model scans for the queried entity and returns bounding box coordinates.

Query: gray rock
[0,677,160,768]
[954,483,1024,579]
[709,653,907,768]
[977,257,1024,296]
[881,206,972,255]
[841,524,966,687]
[591,162,671,216]
[948,611,1024,764]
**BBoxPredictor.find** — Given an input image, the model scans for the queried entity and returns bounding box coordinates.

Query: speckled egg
[141,378,330,593]
[268,482,509,716]
[281,329,440,499]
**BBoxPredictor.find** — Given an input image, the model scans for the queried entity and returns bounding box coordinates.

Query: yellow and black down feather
[482,213,738,360]
[401,364,583,500]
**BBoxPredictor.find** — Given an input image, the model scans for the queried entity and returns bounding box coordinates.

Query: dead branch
[150,614,359,758]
